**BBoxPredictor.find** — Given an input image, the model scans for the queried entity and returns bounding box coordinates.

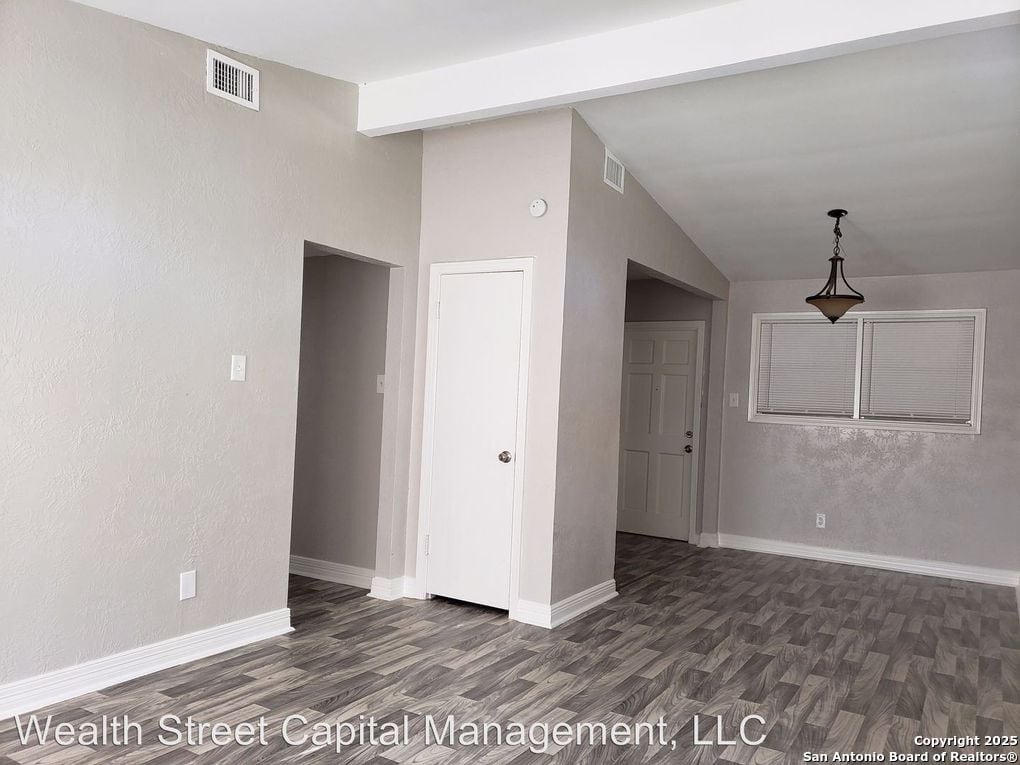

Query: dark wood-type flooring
[2,534,1018,763]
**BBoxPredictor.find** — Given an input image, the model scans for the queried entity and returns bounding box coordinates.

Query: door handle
[684,445,693,453]
[498,451,513,463]
[686,430,693,438]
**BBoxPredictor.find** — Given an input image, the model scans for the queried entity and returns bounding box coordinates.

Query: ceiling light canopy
[806,209,864,323]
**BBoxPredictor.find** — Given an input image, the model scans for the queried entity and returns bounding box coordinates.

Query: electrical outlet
[816,513,826,529]
[180,570,197,601]
[230,354,246,382]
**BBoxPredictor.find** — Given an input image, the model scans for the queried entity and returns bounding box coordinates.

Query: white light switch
[376,374,385,394]
[729,393,740,408]
[230,354,246,382]
[180,570,196,601]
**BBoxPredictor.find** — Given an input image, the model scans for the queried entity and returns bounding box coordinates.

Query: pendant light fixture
[806,209,864,323]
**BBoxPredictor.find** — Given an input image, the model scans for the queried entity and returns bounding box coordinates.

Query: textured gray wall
[624,280,714,324]
[291,254,389,571]
[719,270,1020,570]
[0,0,422,682]
[415,110,574,604]
[623,279,713,540]
[414,109,728,606]
[700,300,728,536]
[551,112,729,602]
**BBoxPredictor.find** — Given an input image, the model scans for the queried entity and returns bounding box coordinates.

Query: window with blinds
[860,317,976,424]
[749,310,984,434]
[756,321,857,417]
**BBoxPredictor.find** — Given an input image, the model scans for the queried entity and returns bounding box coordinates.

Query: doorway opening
[617,262,713,546]
[290,243,391,589]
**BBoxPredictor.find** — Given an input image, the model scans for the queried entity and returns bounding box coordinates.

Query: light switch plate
[180,570,196,601]
[728,393,740,408]
[376,374,385,394]
[230,354,246,382]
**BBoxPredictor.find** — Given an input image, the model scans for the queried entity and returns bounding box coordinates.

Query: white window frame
[748,309,986,435]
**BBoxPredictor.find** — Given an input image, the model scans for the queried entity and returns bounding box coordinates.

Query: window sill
[748,412,980,435]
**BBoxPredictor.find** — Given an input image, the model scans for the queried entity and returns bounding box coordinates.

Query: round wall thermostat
[529,199,548,218]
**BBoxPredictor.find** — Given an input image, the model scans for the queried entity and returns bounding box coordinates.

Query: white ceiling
[72,2,1019,282]
[578,26,1020,281]
[73,0,730,83]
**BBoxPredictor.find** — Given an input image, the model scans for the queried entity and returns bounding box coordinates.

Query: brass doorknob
[684,445,693,453]
[498,451,512,463]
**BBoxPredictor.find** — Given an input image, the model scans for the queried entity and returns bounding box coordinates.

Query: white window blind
[860,317,975,424]
[750,310,984,434]
[756,320,857,417]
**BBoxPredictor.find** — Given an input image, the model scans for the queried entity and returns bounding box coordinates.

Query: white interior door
[618,322,703,541]
[423,266,527,610]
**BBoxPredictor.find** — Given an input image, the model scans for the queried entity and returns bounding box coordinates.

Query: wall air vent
[604,148,625,193]
[206,50,259,110]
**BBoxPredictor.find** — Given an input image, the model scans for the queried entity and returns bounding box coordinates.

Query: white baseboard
[717,534,1020,587]
[290,555,373,589]
[0,609,292,720]
[512,579,618,629]
[553,580,617,626]
[367,576,418,601]
[510,599,552,628]
[698,533,719,548]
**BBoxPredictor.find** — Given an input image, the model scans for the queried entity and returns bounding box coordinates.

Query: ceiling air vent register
[604,148,625,193]
[206,50,259,110]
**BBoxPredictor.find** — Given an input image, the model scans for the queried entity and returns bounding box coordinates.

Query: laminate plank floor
[3,534,1018,763]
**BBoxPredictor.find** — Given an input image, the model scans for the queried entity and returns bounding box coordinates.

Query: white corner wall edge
[717,534,1020,587]
[367,576,418,601]
[510,599,553,629]
[0,609,292,720]
[698,533,719,549]
[290,555,374,590]
[512,580,618,629]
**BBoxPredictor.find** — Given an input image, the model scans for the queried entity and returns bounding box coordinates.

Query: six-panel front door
[618,324,701,540]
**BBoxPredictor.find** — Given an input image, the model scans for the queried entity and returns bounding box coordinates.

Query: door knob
[684,445,693,453]
[498,451,513,463]
[686,430,693,438]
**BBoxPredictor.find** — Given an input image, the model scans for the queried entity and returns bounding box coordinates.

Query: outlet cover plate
[180,570,197,600]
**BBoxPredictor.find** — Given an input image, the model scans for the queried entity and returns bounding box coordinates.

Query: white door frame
[415,257,533,616]
[621,320,705,543]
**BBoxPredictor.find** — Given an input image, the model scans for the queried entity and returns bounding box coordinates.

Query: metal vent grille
[604,148,625,193]
[206,50,259,110]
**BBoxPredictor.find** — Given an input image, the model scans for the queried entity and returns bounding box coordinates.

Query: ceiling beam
[357,0,1020,136]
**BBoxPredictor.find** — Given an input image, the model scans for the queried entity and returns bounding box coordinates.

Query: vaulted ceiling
[73,1,1020,282]
[579,26,1020,280]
